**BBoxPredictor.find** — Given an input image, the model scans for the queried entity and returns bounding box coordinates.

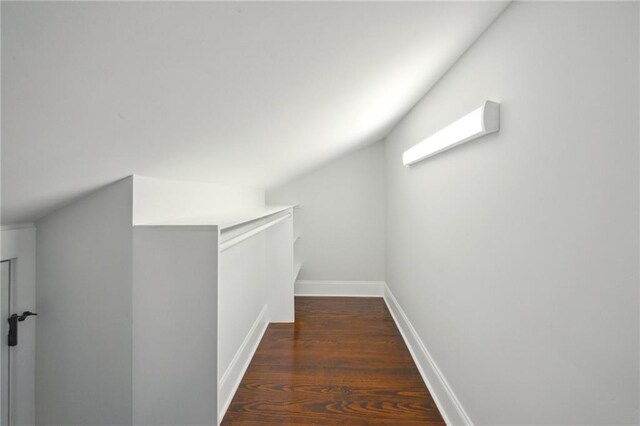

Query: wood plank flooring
[221,297,445,425]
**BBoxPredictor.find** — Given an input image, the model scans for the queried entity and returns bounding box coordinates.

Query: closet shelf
[133,204,297,229]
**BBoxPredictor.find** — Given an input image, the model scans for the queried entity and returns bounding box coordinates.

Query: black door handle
[8,311,37,347]
[18,311,37,320]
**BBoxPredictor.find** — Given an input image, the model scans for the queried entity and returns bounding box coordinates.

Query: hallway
[222,297,445,425]
[2,2,638,424]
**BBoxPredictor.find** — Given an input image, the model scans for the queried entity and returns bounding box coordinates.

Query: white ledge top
[133,205,296,229]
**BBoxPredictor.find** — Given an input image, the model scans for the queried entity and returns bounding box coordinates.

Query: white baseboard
[383,284,472,426]
[217,304,269,424]
[295,280,385,297]
[0,223,35,231]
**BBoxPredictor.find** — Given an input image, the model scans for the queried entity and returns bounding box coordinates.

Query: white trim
[0,223,35,231]
[219,213,291,252]
[295,280,385,297]
[217,304,269,424]
[383,283,472,426]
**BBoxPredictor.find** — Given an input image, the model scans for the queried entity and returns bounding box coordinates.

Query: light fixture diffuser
[403,100,500,166]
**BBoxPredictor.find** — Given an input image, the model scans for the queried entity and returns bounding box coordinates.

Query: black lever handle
[18,311,37,321]
[8,311,37,347]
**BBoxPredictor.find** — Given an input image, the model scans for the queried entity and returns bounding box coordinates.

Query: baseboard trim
[295,280,385,297]
[217,304,269,424]
[383,284,472,426]
[0,223,35,231]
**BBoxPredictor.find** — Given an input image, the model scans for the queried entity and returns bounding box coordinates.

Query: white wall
[1,226,36,426]
[36,178,133,425]
[265,214,295,323]
[218,226,267,382]
[384,2,639,424]
[132,175,264,225]
[267,142,385,281]
[132,227,218,426]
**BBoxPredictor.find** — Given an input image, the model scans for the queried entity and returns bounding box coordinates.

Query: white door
[1,261,11,426]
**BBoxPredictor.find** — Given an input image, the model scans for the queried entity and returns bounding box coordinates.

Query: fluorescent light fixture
[403,100,500,166]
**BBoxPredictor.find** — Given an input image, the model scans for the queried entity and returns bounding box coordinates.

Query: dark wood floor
[221,297,445,425]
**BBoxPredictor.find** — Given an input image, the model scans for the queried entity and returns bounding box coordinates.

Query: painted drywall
[218,227,268,386]
[132,227,218,426]
[267,142,385,281]
[265,213,295,323]
[132,175,264,225]
[0,226,36,425]
[36,179,133,425]
[384,2,639,424]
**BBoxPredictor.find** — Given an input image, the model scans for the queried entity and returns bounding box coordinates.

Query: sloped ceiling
[1,1,509,224]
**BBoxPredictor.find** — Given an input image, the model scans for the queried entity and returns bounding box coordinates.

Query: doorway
[0,259,33,426]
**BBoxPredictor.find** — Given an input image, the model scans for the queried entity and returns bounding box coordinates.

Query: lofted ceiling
[1,1,509,224]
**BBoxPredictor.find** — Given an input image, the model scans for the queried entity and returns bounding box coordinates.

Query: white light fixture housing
[403,100,500,166]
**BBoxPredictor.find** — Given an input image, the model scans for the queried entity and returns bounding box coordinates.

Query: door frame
[0,259,14,426]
